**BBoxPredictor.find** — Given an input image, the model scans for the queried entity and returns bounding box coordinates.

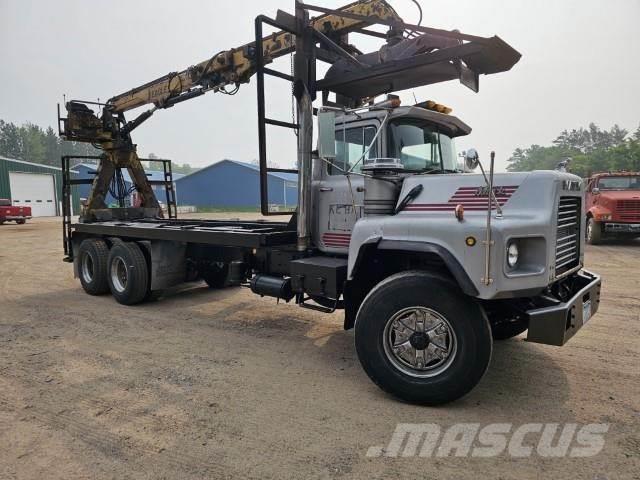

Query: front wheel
[586,217,603,245]
[355,271,492,405]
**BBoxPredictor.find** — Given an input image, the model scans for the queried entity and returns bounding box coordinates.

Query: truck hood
[598,190,640,201]
[397,170,581,214]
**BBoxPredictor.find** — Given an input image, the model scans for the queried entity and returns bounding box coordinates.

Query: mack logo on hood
[404,185,519,212]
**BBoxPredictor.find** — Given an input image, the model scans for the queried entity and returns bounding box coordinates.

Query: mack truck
[57,0,602,405]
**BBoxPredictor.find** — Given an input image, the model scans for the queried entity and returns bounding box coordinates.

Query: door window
[330,126,377,175]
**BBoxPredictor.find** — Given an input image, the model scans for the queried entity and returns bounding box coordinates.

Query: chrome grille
[617,199,640,222]
[555,197,581,276]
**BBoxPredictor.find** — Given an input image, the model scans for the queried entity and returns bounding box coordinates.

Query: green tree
[44,126,61,166]
[19,123,46,165]
[508,122,640,177]
[0,118,100,164]
[0,120,23,159]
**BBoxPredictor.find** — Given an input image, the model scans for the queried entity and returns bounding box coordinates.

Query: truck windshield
[388,119,457,172]
[598,176,640,190]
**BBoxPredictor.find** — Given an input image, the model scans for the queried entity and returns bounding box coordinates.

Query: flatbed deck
[71,218,297,248]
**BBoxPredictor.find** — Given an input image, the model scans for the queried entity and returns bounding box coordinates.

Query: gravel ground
[0,217,638,479]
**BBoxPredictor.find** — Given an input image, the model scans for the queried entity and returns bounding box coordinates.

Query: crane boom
[58,0,520,225]
[108,0,401,114]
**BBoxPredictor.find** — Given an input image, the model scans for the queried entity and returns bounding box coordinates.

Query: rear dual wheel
[107,242,149,305]
[78,239,110,295]
[77,238,150,304]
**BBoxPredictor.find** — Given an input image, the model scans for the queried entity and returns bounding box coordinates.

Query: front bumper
[2,215,31,221]
[525,269,601,346]
[604,222,640,233]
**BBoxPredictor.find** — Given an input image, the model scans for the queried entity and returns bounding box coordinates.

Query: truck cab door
[313,121,380,253]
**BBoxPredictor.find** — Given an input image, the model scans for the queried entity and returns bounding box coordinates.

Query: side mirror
[464,148,480,171]
[591,187,600,195]
[317,111,336,159]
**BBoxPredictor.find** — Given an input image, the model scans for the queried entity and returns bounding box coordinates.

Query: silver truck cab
[313,106,470,253]
[306,102,600,403]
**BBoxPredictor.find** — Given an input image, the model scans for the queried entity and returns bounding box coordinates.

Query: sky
[0,0,639,172]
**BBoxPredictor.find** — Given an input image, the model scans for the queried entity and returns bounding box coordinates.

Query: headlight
[507,242,519,268]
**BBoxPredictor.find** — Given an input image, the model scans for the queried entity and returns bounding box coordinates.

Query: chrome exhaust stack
[296,87,313,251]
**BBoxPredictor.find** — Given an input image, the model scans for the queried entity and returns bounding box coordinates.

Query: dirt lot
[0,217,638,480]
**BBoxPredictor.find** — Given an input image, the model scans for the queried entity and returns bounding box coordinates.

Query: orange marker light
[418,100,453,114]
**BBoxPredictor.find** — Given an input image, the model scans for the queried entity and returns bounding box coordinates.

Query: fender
[343,238,480,329]
[355,239,479,297]
[587,204,612,221]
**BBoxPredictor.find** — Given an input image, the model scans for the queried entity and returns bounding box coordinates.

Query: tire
[355,271,492,405]
[16,219,26,225]
[491,318,528,340]
[77,238,110,295]
[107,242,149,305]
[586,217,603,245]
[201,263,229,288]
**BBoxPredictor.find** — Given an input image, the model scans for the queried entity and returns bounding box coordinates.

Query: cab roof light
[415,100,453,115]
[370,94,401,110]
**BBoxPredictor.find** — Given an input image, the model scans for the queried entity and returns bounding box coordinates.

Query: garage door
[9,172,57,216]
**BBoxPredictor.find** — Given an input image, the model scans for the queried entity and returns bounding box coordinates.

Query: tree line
[0,119,197,175]
[507,123,640,177]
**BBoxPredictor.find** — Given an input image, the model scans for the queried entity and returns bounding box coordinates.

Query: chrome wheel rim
[383,306,457,378]
[110,256,128,293]
[81,253,94,283]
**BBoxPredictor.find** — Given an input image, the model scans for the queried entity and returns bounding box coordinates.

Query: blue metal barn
[175,159,298,208]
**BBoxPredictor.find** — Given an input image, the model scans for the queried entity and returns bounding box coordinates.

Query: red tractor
[0,198,32,225]
[585,172,640,244]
